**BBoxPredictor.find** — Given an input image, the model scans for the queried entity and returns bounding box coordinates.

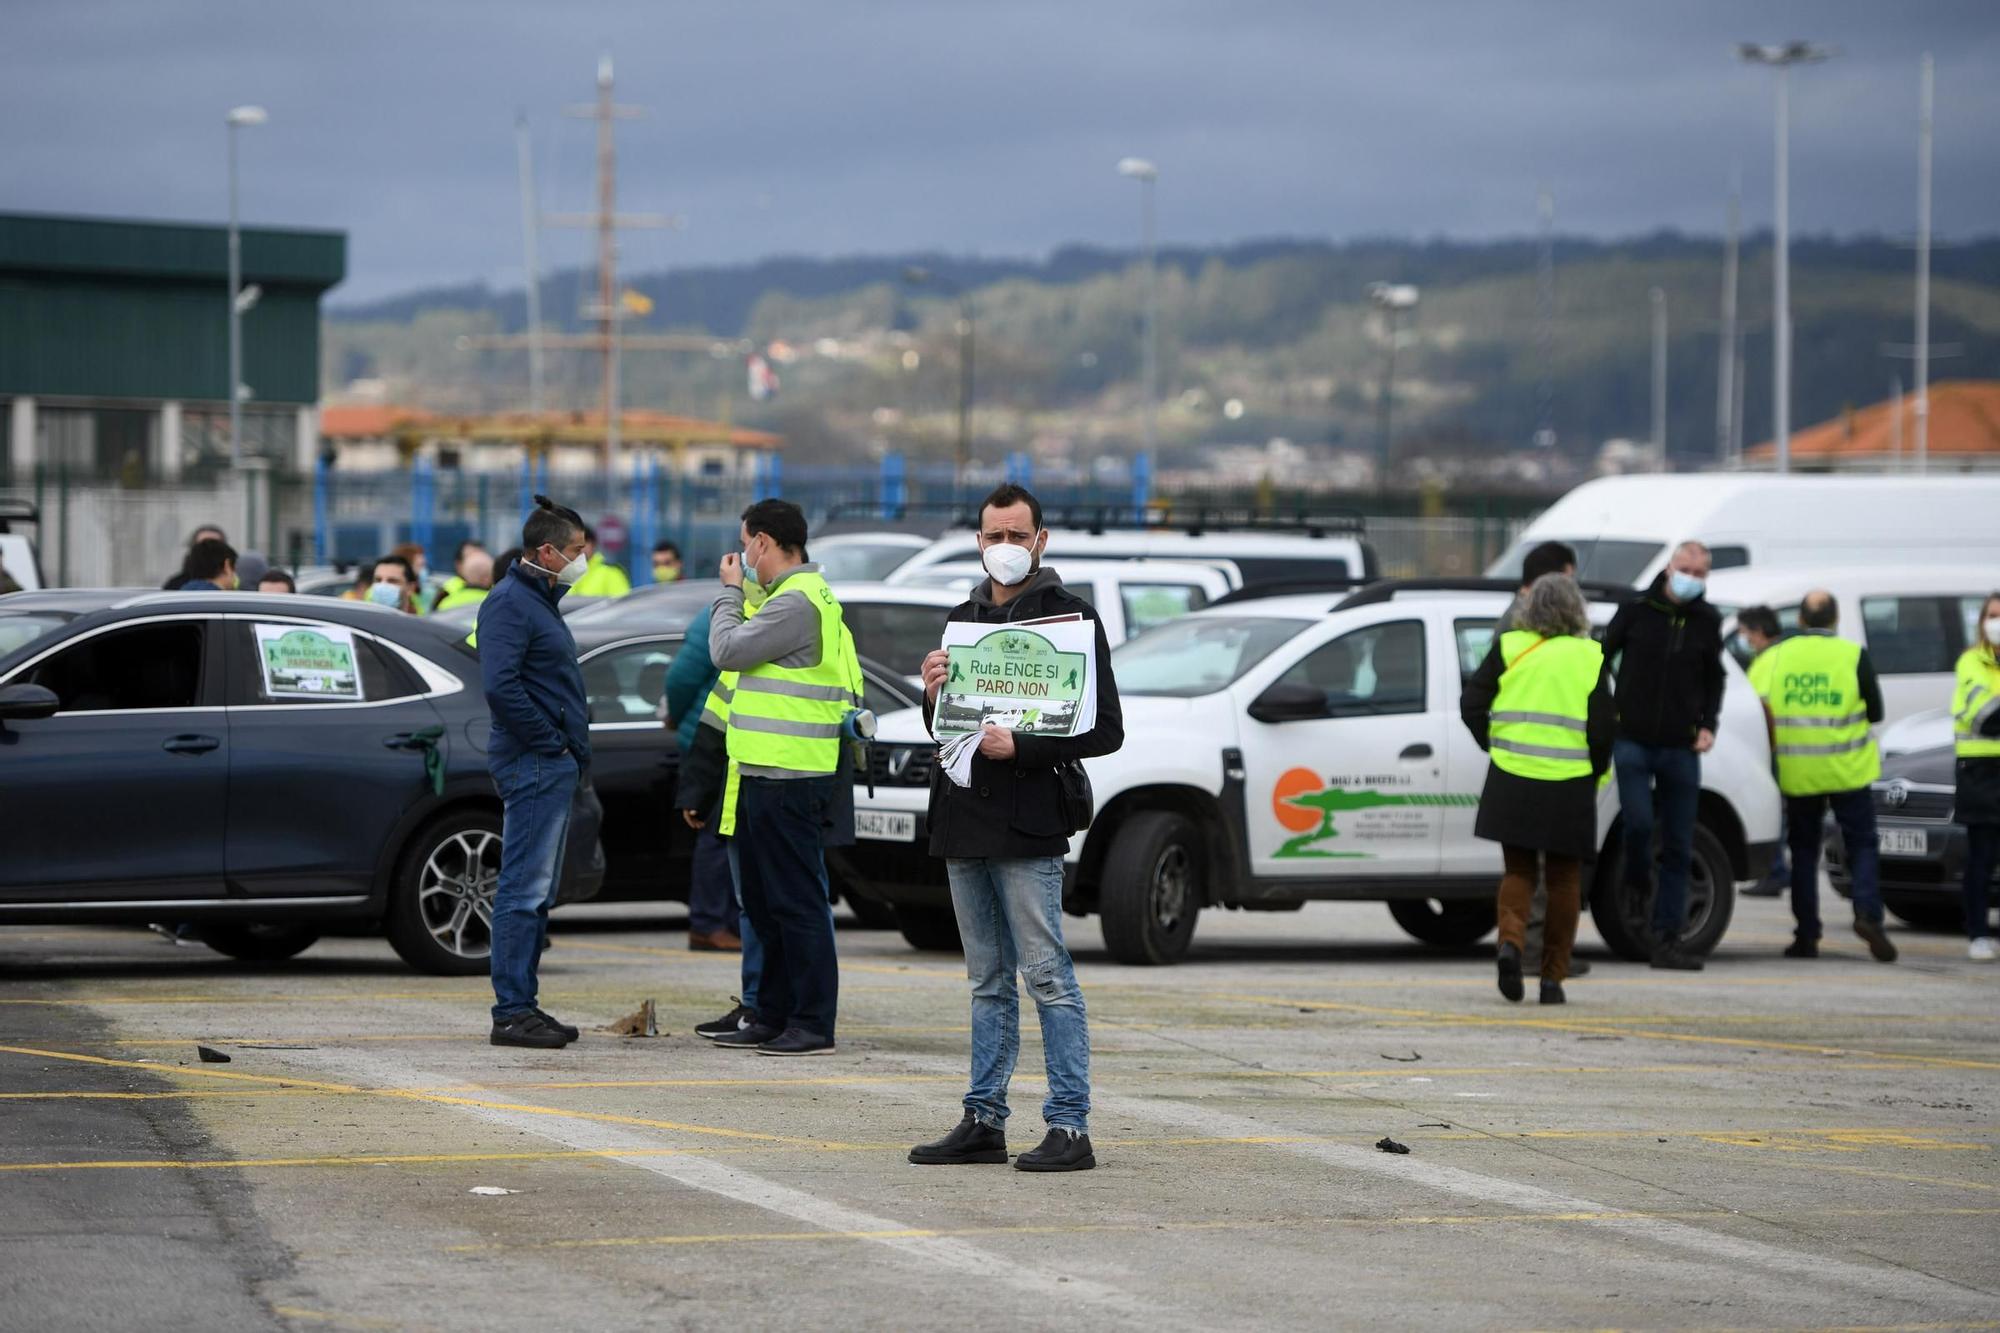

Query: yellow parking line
[0,1089,332,1101]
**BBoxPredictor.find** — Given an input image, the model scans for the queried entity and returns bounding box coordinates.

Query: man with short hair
[570,524,633,599]
[907,483,1124,1174]
[436,550,493,612]
[179,538,238,592]
[432,540,489,611]
[1754,590,1896,963]
[651,540,684,584]
[163,524,228,590]
[480,495,594,1047]
[1736,605,1790,897]
[257,569,297,595]
[707,499,863,1056]
[1603,540,1726,971]
[367,555,421,614]
[1495,540,1589,977]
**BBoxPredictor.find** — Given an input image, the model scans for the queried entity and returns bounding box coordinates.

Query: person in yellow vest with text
[1753,590,1896,962]
[1952,592,2000,961]
[1460,574,1614,1005]
[707,499,864,1056]
[569,524,633,599]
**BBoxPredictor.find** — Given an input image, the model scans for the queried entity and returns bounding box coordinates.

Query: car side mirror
[1247,682,1329,724]
[0,683,59,721]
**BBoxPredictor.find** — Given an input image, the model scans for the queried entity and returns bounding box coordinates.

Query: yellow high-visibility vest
[570,553,631,599]
[1756,632,1879,796]
[723,571,863,779]
[1489,629,1602,782]
[1953,645,2000,759]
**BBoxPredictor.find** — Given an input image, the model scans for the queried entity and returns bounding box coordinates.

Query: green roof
[0,212,344,289]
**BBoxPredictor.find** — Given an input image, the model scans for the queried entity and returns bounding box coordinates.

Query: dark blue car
[0,589,604,974]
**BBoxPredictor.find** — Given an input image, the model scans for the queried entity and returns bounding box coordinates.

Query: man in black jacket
[1602,541,1726,970]
[907,484,1123,1174]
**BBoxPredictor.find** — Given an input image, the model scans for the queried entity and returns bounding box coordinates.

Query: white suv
[831,580,1783,963]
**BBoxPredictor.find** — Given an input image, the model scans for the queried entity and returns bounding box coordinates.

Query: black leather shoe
[909,1111,1008,1165]
[491,1010,573,1049]
[1853,916,1899,963]
[1014,1127,1095,1172]
[1784,938,1819,959]
[1649,943,1705,972]
[756,1027,835,1057]
[534,1009,580,1041]
[695,999,755,1041]
[1496,942,1524,1003]
[1539,980,1566,1005]
[710,1022,783,1049]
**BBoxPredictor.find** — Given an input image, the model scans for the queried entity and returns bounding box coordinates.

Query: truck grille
[866,743,935,788]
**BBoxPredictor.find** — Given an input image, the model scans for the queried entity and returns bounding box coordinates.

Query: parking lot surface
[3,896,1996,1332]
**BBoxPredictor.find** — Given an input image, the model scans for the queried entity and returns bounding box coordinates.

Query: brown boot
[689,929,743,953]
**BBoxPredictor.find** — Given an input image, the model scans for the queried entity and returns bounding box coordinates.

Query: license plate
[1878,828,1927,857]
[854,809,916,842]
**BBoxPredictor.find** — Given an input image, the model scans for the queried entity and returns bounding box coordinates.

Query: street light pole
[901,266,975,491]
[1650,287,1668,463]
[1739,41,1831,473]
[225,105,267,467]
[1368,283,1419,488]
[1915,52,1934,473]
[1117,158,1159,461]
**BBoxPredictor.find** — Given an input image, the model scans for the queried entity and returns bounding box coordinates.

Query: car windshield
[1487,538,1665,587]
[817,543,921,582]
[0,610,78,659]
[1113,615,1310,697]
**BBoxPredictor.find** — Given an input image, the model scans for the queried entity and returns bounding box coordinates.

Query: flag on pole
[747,353,780,402]
[620,289,654,316]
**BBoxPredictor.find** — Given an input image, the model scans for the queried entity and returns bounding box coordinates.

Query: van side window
[1453,619,1495,681]
[1860,596,1955,675]
[1707,546,1749,571]
[1275,620,1426,717]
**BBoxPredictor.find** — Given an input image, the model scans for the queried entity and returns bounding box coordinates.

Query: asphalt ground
[2,892,1997,1333]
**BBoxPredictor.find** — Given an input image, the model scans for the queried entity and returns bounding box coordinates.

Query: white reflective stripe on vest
[1774,735,1875,757]
[1490,709,1589,733]
[1491,736,1591,762]
[727,713,844,739]
[1769,711,1868,729]
[734,675,862,704]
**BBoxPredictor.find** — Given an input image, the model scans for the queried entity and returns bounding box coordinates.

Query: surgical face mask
[1984,617,2000,647]
[652,563,681,583]
[981,540,1036,588]
[1667,570,1706,601]
[368,581,404,608]
[739,547,762,586]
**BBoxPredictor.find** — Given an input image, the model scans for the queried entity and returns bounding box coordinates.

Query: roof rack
[1333,577,1638,612]
[1209,576,1373,607]
[821,499,1367,539]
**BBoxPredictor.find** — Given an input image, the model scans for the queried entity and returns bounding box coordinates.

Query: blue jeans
[727,836,765,1013]
[1962,824,1999,941]
[736,775,840,1039]
[489,750,577,1021]
[1787,788,1884,940]
[1614,738,1702,941]
[946,857,1090,1134]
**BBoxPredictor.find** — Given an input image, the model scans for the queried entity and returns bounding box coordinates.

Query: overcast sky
[5,0,1996,303]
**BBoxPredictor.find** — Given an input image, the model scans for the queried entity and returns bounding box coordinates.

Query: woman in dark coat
[1954,591,2000,962]
[1460,574,1615,1004]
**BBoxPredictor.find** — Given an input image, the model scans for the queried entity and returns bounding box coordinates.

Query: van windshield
[1114,615,1310,698]
[1487,539,1664,588]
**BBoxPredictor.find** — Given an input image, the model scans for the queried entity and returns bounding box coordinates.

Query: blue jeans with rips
[1614,738,1703,941]
[946,857,1090,1134]
[489,749,577,1022]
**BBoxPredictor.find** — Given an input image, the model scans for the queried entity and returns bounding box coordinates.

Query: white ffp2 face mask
[982,541,1035,587]
[1984,617,2000,647]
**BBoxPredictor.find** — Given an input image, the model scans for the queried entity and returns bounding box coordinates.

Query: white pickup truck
[831,580,1783,964]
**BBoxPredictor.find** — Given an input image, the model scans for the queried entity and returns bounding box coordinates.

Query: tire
[1388,898,1496,948]
[831,873,899,929]
[895,904,964,952]
[385,807,504,976]
[200,923,321,963]
[1592,820,1737,962]
[1884,895,1964,933]
[1099,810,1202,965]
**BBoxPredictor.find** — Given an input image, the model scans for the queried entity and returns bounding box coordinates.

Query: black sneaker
[534,1009,580,1041]
[1649,943,1706,972]
[695,999,755,1042]
[1014,1127,1095,1172]
[909,1111,1008,1165]
[710,1022,783,1050]
[1784,938,1819,959]
[1539,980,1566,1005]
[491,1010,573,1049]
[756,1027,835,1057]
[1853,916,1899,963]
[1496,942,1524,1003]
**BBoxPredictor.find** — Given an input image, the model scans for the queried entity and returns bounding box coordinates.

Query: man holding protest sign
[908,484,1124,1174]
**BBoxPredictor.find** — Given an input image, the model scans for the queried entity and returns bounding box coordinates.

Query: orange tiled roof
[319,404,437,439]
[1747,380,2000,459]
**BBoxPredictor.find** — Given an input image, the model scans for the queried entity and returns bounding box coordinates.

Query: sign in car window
[253,623,363,700]
[935,618,1096,738]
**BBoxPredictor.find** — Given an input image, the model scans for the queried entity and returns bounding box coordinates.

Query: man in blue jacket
[480,495,593,1048]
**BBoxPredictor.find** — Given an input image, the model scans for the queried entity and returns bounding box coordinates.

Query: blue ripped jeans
[946,857,1090,1134]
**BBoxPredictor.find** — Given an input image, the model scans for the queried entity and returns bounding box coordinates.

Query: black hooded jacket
[923,566,1124,860]
[1601,572,1726,747]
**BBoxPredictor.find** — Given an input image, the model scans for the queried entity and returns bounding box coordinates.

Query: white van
[889,513,1376,590]
[0,500,43,592]
[1708,563,1999,725]
[1490,475,2000,588]
[889,558,1233,641]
